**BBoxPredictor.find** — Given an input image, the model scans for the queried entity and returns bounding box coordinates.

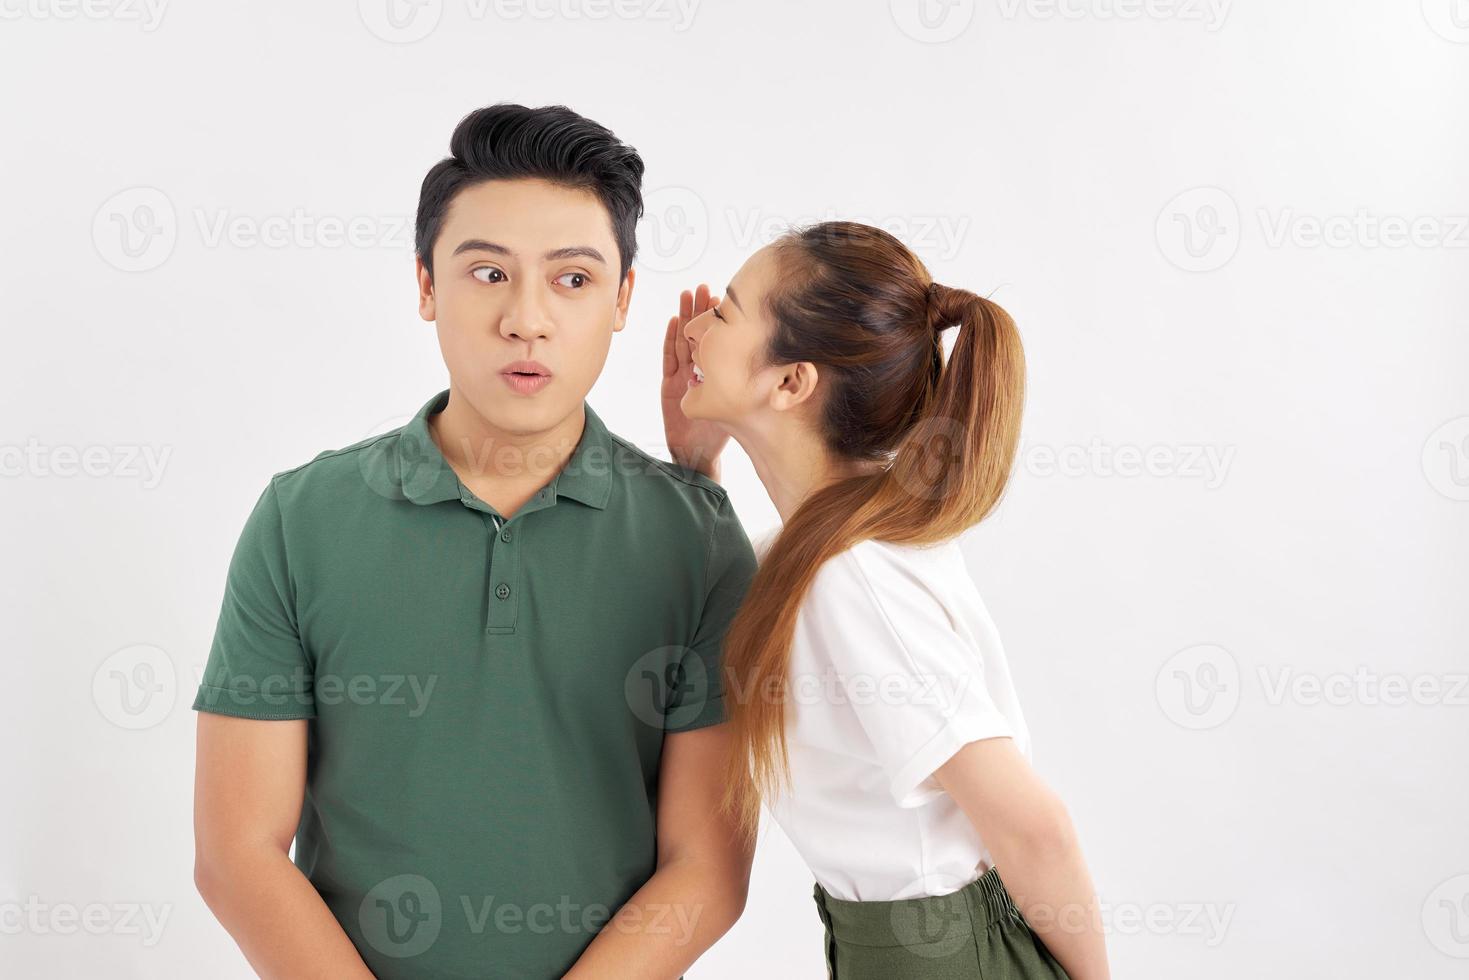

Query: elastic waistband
[812,866,1022,948]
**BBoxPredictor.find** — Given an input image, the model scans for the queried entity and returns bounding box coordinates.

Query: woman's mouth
[689,364,705,387]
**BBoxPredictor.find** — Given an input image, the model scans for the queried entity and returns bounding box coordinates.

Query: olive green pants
[812,866,1072,979]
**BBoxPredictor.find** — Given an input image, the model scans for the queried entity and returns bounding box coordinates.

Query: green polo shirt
[193,388,758,979]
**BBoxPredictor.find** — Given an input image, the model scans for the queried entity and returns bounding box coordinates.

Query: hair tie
[926,282,950,335]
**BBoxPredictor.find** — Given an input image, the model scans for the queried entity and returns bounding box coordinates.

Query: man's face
[417,177,633,435]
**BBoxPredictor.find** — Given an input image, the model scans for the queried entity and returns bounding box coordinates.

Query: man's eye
[472,267,506,283]
[555,272,589,289]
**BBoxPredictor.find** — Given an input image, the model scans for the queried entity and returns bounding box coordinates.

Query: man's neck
[427,388,587,518]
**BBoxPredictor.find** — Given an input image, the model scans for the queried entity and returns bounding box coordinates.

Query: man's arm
[562,722,754,979]
[193,712,376,980]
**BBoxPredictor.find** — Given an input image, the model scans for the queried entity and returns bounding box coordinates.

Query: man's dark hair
[415,103,645,283]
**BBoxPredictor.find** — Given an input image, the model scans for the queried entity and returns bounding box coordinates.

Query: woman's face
[680,244,790,427]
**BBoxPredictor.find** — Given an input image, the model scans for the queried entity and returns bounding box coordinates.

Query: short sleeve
[800,544,1016,807]
[191,478,316,720]
[665,493,758,733]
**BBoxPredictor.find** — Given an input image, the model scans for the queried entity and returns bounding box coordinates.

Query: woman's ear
[770,361,821,412]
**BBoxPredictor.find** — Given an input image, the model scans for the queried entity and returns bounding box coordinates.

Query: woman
[660,222,1110,979]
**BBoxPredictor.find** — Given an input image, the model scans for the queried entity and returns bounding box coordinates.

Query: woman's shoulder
[752,525,959,574]
[838,534,963,577]
[803,535,968,618]
[797,536,996,677]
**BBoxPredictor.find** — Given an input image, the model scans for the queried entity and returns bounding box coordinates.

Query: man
[191,103,757,979]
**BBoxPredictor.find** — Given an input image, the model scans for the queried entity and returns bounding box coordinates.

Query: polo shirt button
[496,583,511,600]
[500,529,512,543]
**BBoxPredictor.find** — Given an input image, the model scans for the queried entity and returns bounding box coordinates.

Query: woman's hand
[661,284,729,482]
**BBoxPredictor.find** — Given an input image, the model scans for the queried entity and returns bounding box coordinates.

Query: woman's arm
[934,736,1110,980]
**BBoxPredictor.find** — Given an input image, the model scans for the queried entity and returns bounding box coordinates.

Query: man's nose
[500,282,554,341]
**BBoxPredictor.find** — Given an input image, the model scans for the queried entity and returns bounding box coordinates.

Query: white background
[2,0,1467,977]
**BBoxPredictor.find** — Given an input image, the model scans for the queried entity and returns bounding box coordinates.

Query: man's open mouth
[502,360,552,378]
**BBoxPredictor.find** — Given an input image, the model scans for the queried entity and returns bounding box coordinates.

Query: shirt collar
[391,388,614,511]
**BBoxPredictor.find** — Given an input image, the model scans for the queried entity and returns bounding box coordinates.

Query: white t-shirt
[752,527,1031,902]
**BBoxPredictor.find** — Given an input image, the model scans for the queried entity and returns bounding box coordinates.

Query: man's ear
[611,266,636,333]
[416,256,436,322]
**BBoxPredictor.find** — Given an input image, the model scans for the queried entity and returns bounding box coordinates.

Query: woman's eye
[555,272,589,289]
[712,307,726,322]
[471,267,506,284]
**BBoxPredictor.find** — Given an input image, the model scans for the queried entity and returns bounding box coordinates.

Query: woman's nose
[683,309,707,345]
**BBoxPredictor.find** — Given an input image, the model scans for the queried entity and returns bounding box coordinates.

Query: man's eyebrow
[725,285,743,312]
[450,239,607,265]
[544,245,607,265]
[452,239,511,257]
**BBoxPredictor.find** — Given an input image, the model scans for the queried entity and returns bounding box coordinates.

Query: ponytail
[718,225,1026,839]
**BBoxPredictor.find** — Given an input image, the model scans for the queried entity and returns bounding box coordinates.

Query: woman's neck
[733,419,885,523]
